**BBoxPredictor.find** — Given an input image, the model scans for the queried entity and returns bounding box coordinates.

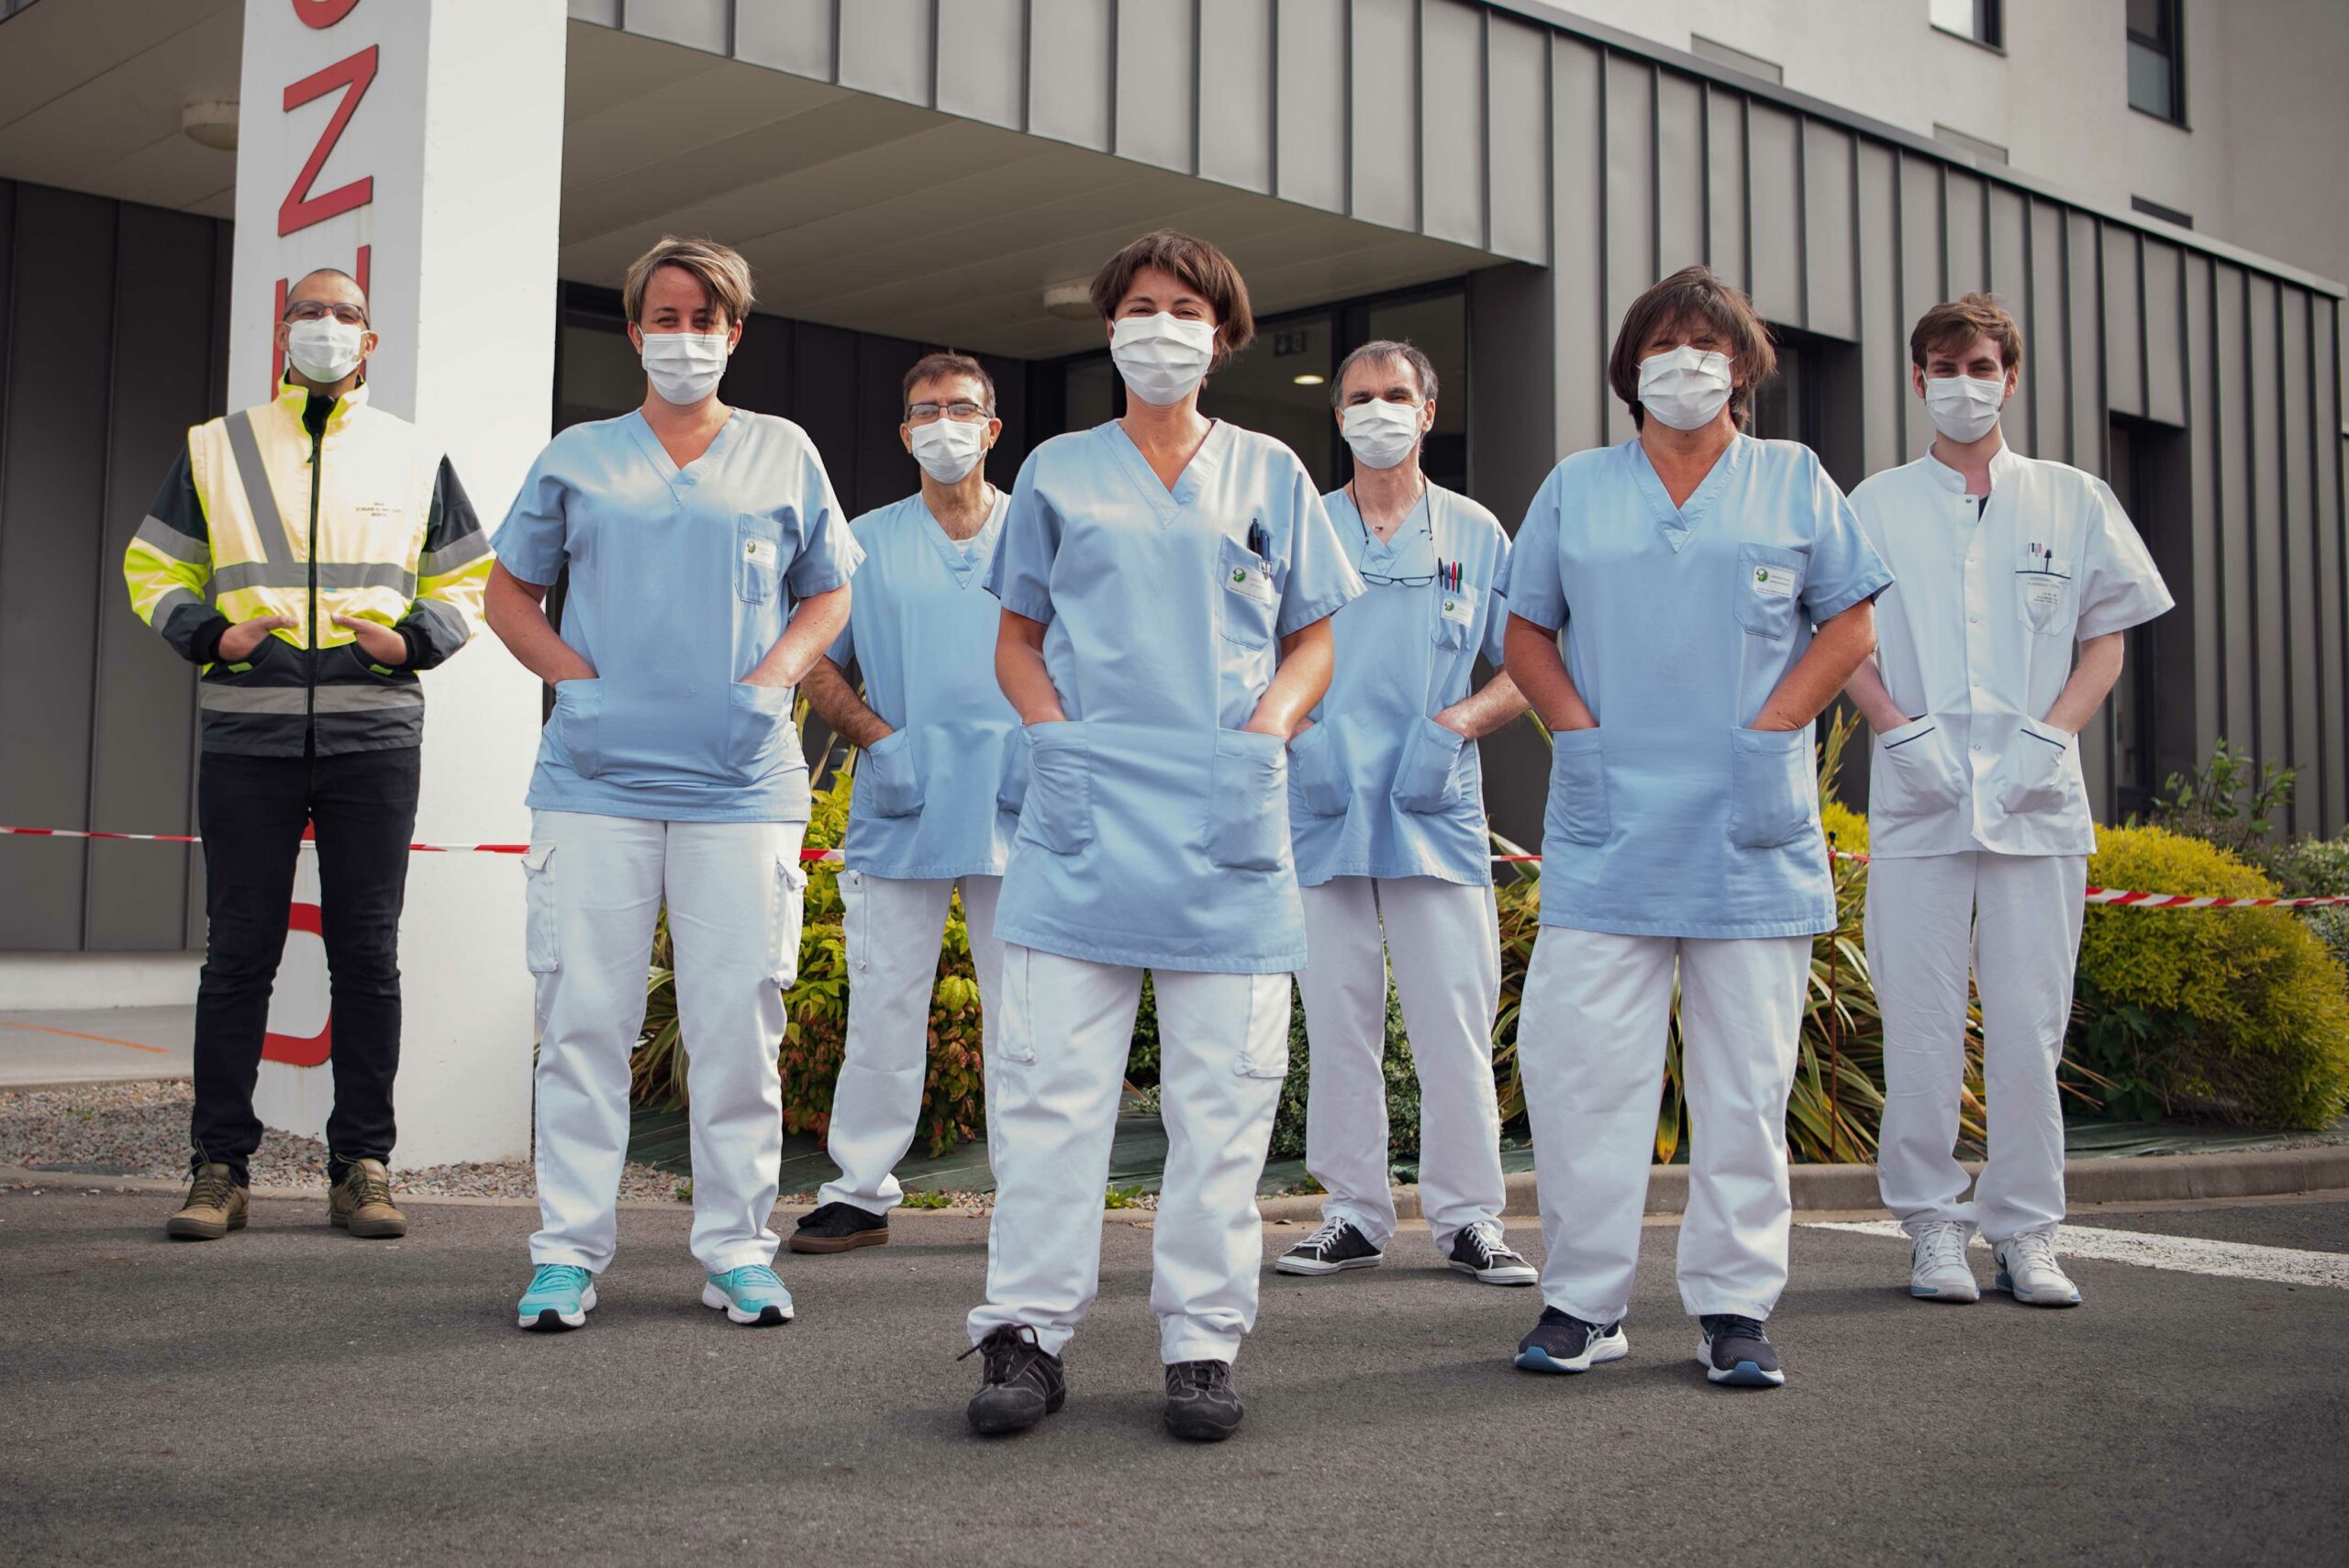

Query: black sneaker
[1274,1217,1384,1276]
[1163,1360,1243,1442]
[1448,1220,1537,1285]
[961,1325,1066,1436]
[789,1201,890,1254]
[1513,1307,1628,1373]
[1697,1314,1785,1387]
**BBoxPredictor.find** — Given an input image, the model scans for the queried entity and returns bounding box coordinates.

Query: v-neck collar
[1628,431,1745,554]
[1332,484,1435,572]
[627,406,740,502]
[918,488,1005,587]
[1104,417,1228,524]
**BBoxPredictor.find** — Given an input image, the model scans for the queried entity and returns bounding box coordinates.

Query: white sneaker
[1993,1231,2082,1307]
[1908,1219,1980,1303]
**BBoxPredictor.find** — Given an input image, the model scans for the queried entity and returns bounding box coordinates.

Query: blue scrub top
[1500,434,1891,939]
[494,409,861,823]
[826,489,1021,880]
[1288,484,1511,887]
[986,419,1365,973]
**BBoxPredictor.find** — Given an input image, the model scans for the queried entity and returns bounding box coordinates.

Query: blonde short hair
[622,235,756,326]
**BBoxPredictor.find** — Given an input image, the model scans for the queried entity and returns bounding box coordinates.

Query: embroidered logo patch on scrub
[1752,563,1796,598]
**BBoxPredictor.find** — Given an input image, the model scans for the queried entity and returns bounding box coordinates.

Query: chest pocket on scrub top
[2016,550,2071,637]
[1733,543,1807,639]
[1217,534,1276,648]
[1432,581,1475,652]
[737,515,783,605]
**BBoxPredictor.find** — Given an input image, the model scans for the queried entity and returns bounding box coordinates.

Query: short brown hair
[1330,339,1440,407]
[1608,265,1778,429]
[1910,292,2024,373]
[622,235,756,327]
[901,351,996,413]
[1088,228,1255,365]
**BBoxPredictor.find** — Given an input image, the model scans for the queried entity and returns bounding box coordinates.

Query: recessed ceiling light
[182,99,239,151]
[1292,373,1326,386]
[1042,279,1095,320]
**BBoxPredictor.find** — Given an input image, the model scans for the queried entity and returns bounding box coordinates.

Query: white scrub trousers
[968,945,1290,1366]
[818,871,1006,1215]
[523,809,807,1276]
[1866,851,2086,1243]
[1519,927,1811,1326]
[1297,876,1508,1254]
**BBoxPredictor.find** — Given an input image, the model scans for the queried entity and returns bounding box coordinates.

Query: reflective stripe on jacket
[123,380,489,756]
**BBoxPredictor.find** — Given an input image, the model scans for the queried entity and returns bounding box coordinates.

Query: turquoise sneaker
[702,1263,795,1326]
[518,1263,596,1331]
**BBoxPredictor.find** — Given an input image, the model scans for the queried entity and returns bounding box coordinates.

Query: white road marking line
[1805,1218,2349,1291]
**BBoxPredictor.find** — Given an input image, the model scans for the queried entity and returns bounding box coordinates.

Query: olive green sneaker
[329,1158,407,1239]
[166,1162,248,1240]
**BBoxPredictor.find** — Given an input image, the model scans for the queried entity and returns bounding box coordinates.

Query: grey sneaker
[1697,1314,1785,1387]
[1514,1307,1627,1373]
[1993,1231,2082,1307]
[1275,1216,1384,1275]
[1449,1220,1538,1285]
[1909,1219,1981,1302]
[1163,1360,1243,1442]
[963,1325,1066,1436]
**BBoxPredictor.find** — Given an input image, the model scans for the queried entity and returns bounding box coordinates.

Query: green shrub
[2073,824,2349,1128]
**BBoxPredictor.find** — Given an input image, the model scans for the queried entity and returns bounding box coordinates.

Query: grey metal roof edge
[1483,0,2347,299]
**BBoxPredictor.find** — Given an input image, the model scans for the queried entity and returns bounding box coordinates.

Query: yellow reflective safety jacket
[123,380,489,757]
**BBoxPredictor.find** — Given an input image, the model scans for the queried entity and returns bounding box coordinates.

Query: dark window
[2131,195,2194,229]
[2106,416,2196,818]
[2127,0,2186,123]
[1929,0,2002,49]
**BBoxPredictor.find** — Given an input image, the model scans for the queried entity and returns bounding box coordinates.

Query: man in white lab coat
[1844,293,2173,1310]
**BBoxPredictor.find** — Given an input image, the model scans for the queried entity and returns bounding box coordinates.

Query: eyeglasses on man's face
[284,301,369,327]
[906,400,993,425]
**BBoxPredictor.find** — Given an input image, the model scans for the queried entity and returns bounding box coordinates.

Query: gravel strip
[0,1082,683,1202]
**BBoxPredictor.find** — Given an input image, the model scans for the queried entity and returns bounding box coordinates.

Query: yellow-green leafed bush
[2074,824,2349,1128]
[1820,797,1869,858]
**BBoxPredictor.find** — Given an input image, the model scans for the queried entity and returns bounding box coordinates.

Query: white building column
[229,0,566,1167]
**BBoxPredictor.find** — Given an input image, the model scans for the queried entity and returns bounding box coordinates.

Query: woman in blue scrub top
[1500,266,1890,1389]
[962,230,1364,1444]
[484,237,861,1335]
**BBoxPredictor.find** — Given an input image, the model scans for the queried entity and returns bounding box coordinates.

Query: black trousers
[191,747,421,1184]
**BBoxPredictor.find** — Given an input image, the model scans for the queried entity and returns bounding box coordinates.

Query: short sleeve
[1798,455,1893,623]
[1480,521,1512,665]
[2076,478,2175,640]
[491,440,571,586]
[987,449,1060,625]
[1499,468,1568,631]
[785,441,861,596]
[1275,457,1364,638]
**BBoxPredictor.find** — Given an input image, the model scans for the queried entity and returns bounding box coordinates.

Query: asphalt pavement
[3,1185,2343,1567]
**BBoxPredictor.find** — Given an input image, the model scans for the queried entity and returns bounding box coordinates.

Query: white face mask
[1923,373,2007,445]
[1636,345,1734,431]
[1109,313,1217,406]
[910,416,988,484]
[285,317,366,384]
[1340,399,1426,471]
[639,330,730,406]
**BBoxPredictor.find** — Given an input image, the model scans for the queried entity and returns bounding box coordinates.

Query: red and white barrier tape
[5,824,2343,907]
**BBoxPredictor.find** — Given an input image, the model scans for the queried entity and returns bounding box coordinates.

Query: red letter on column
[278,46,379,237]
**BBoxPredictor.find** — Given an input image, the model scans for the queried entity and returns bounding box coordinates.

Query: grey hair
[1330,339,1439,407]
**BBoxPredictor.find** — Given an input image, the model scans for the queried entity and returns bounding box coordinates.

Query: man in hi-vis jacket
[122,267,489,1243]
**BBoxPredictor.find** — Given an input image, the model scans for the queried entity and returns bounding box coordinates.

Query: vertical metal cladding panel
[2183,253,2222,765]
[0,185,115,951]
[84,205,214,951]
[1653,71,1705,278]
[1898,155,1943,456]
[2028,199,2070,462]
[722,309,796,418]
[2065,212,2103,472]
[1601,52,1653,445]
[2214,266,2257,751]
[1987,185,2031,447]
[1942,170,1987,297]
[1274,0,1348,214]
[736,0,840,79]
[839,0,936,108]
[1742,102,1800,328]
[2248,274,2287,773]
[2280,287,2322,832]
[1114,0,1197,173]
[623,0,732,55]
[1349,0,1419,232]
[1419,0,1487,250]
[2103,224,2144,419]
[1028,0,1115,152]
[1854,141,1901,475]
[1196,0,1275,195]
[2143,240,2186,428]
[1485,14,1550,264]
[568,0,621,26]
[2317,298,2347,830]
[936,0,1027,131]
[1801,121,1854,342]
[1551,35,1608,453]
[791,321,863,515]
[855,332,930,517]
[1704,86,1745,292]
